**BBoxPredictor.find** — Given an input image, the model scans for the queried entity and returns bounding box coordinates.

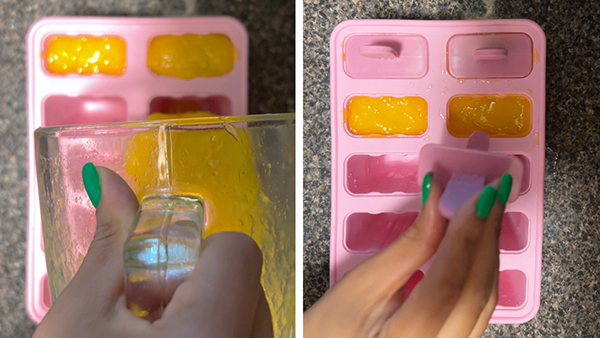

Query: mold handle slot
[474,48,508,60]
[358,45,399,59]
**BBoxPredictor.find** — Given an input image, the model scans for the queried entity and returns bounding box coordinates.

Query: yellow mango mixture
[123,111,292,337]
[148,34,235,79]
[346,96,428,136]
[448,95,531,137]
[45,36,126,75]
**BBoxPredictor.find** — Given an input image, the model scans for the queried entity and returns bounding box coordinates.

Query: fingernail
[476,185,497,219]
[422,172,433,205]
[82,162,101,208]
[498,173,513,205]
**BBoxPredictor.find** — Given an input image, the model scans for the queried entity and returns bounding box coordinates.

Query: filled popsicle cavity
[448,94,531,138]
[346,96,427,136]
[148,34,236,79]
[45,36,126,75]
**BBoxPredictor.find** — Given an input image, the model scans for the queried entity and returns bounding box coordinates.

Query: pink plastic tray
[26,16,248,323]
[330,19,546,324]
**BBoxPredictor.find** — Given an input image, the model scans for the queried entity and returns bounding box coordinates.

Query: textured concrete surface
[303,0,600,337]
[0,0,293,336]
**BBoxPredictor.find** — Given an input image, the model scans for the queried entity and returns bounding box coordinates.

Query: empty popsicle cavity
[515,155,531,194]
[346,154,420,194]
[43,95,127,127]
[41,275,52,309]
[345,212,418,251]
[498,270,527,307]
[500,212,529,251]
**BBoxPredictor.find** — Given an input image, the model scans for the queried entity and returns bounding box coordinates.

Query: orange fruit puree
[148,34,235,79]
[123,111,292,337]
[448,95,531,137]
[346,96,428,136]
[45,36,126,75]
[124,111,264,239]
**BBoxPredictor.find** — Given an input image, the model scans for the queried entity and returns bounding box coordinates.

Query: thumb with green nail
[305,173,512,338]
[34,163,273,338]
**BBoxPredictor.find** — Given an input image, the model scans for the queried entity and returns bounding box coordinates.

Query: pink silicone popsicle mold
[26,16,248,323]
[330,19,545,324]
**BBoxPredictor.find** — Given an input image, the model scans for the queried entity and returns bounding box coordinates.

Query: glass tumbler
[34,114,294,337]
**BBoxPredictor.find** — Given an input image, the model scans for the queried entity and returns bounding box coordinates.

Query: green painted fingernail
[422,172,433,205]
[498,173,513,205]
[82,162,101,208]
[476,185,497,219]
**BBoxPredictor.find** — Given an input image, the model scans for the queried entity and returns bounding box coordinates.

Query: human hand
[304,173,513,338]
[33,165,273,338]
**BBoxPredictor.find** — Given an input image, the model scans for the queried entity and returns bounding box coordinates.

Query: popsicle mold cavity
[149,96,232,116]
[448,33,533,79]
[448,94,532,138]
[498,270,527,307]
[500,212,529,252]
[346,154,420,194]
[516,155,531,194]
[344,34,428,78]
[41,275,51,309]
[345,212,418,251]
[44,36,126,75]
[148,34,236,79]
[43,95,127,127]
[346,96,428,136]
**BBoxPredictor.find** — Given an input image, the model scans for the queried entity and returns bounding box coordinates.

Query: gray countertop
[303,0,600,337]
[0,0,293,336]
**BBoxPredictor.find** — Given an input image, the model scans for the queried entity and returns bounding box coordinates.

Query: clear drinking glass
[34,114,294,337]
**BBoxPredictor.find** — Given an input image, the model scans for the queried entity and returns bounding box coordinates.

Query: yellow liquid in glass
[148,34,236,79]
[448,95,531,138]
[45,36,126,75]
[346,96,428,136]
[124,111,293,337]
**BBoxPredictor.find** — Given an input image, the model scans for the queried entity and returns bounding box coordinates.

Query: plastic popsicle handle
[358,45,399,59]
[418,131,523,219]
[474,48,508,60]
